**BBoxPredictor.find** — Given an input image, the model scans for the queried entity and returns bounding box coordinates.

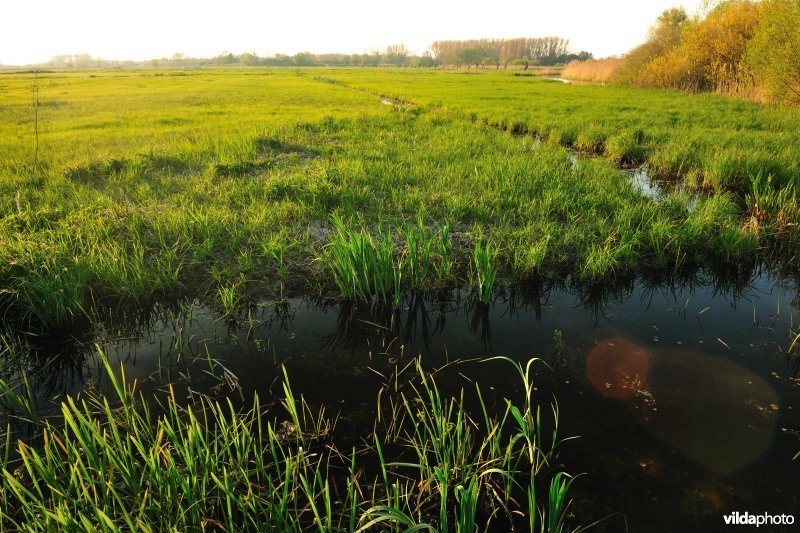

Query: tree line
[30,36,589,70]
[430,37,590,67]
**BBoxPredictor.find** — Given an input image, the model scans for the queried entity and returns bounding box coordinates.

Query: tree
[213,52,235,65]
[456,46,481,67]
[292,52,313,66]
[613,7,688,84]
[747,0,800,103]
[638,1,761,93]
[240,52,260,66]
[385,44,410,66]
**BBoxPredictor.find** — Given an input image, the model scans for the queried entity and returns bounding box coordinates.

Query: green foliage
[747,0,800,103]
[0,69,798,330]
[471,240,498,303]
[0,350,584,531]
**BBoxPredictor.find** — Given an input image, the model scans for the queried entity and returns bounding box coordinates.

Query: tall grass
[320,216,401,305]
[320,217,455,306]
[471,240,498,303]
[744,171,799,238]
[0,350,587,531]
[561,58,624,83]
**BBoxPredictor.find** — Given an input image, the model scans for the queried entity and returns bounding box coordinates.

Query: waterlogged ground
[11,270,800,531]
[2,69,799,331]
[2,68,800,530]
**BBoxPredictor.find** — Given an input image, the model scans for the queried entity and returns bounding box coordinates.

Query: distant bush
[561,58,624,83]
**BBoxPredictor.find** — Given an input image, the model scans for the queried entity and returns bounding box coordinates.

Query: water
[9,269,800,531]
[624,166,700,208]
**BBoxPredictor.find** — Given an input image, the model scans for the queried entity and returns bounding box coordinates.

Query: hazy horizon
[3,0,705,66]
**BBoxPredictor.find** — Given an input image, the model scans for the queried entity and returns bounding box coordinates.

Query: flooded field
[13,268,800,531]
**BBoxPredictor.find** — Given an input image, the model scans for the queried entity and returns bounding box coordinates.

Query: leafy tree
[747,0,800,103]
[385,44,410,66]
[613,7,688,84]
[637,1,761,94]
[292,52,313,66]
[456,46,481,67]
[240,52,260,66]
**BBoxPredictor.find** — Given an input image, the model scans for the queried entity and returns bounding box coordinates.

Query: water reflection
[2,266,799,531]
[7,265,798,399]
[632,347,779,475]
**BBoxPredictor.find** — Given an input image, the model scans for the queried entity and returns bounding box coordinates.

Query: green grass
[320,69,800,191]
[0,350,584,531]
[471,239,497,303]
[0,68,797,330]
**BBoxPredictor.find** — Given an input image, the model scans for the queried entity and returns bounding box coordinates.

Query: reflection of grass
[0,350,586,531]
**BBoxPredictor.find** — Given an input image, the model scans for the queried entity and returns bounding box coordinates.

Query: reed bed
[561,58,624,83]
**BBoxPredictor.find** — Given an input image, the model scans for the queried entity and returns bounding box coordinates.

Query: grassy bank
[1,68,797,330]
[0,350,585,531]
[322,69,800,191]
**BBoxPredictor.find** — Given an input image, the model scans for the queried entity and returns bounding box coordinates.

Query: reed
[561,58,624,83]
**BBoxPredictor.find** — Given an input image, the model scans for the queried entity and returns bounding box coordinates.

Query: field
[1,68,800,530]
[1,68,798,330]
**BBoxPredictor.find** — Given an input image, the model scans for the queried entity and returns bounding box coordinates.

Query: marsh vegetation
[1,66,799,530]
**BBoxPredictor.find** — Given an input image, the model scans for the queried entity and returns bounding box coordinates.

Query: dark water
[9,268,800,532]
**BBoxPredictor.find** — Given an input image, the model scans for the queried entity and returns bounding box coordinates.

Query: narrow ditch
[311,74,693,204]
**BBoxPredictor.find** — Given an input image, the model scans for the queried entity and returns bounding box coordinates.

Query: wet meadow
[0,67,799,530]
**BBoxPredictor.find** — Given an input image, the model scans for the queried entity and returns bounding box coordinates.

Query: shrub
[747,0,800,104]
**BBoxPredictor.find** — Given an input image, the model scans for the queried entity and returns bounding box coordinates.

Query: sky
[2,0,706,65]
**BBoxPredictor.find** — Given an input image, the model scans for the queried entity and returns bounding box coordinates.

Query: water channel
[10,267,800,530]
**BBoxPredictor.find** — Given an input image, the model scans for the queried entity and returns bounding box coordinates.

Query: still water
[15,268,800,531]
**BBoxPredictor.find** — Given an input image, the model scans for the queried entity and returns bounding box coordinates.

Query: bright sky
[2,0,705,65]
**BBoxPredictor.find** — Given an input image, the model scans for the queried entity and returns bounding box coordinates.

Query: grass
[320,217,401,305]
[0,349,585,531]
[323,68,800,194]
[0,68,798,330]
[471,239,497,303]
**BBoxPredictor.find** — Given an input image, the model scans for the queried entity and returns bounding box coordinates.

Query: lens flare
[586,336,650,399]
